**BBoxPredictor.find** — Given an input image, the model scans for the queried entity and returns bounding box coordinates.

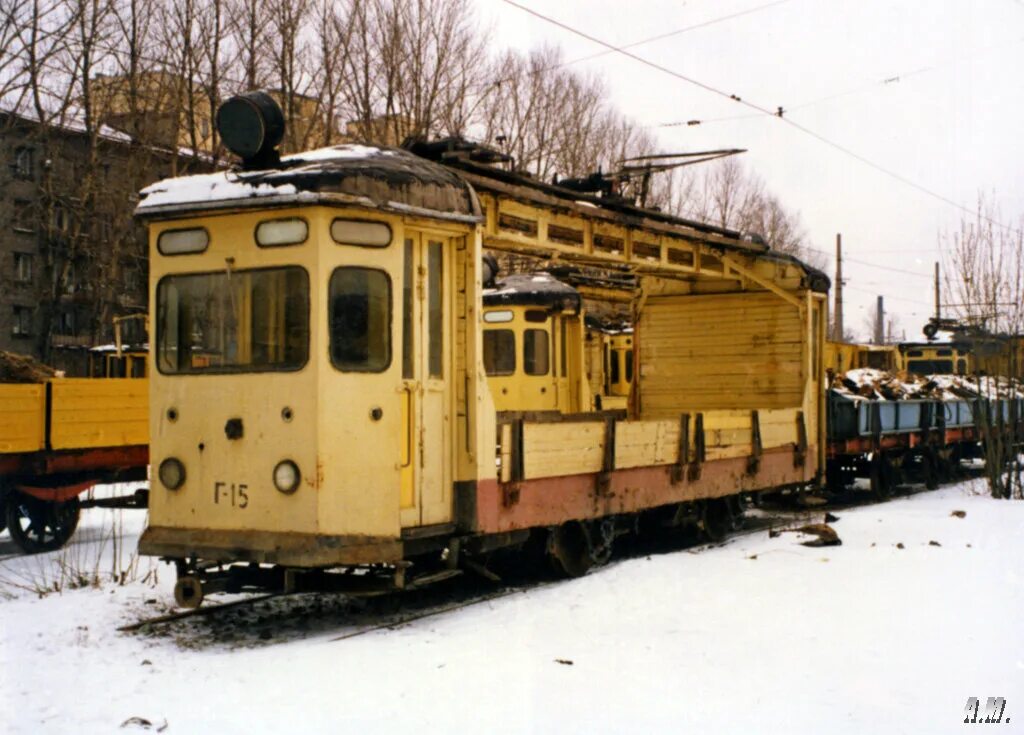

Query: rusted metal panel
[827,426,981,457]
[139,526,404,567]
[0,445,148,478]
[16,480,97,503]
[474,447,813,534]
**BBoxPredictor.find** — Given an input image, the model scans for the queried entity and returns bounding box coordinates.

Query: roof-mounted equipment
[216,91,285,170]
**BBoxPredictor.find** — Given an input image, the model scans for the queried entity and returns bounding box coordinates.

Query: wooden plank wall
[637,292,805,414]
[0,384,46,454]
[50,378,148,450]
[514,409,799,480]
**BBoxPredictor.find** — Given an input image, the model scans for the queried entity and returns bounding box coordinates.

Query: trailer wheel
[5,493,80,554]
[870,454,894,501]
[923,450,940,490]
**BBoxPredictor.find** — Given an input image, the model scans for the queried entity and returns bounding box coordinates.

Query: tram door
[399,231,452,528]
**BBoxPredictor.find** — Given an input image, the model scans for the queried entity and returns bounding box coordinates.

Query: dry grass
[0,510,159,599]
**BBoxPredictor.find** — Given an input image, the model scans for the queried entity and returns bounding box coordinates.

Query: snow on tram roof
[135,144,480,221]
[136,171,302,210]
[137,142,399,209]
[282,144,395,163]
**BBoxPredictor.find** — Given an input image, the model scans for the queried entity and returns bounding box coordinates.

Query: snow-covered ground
[1,480,1022,734]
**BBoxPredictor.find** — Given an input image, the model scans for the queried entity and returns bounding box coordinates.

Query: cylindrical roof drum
[216,91,285,160]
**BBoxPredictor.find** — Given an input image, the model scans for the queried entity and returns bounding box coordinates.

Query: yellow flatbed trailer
[0,378,149,552]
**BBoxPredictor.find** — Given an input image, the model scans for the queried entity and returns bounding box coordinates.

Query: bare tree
[227,0,269,91]
[941,194,1024,499]
[670,157,812,263]
[941,195,1024,335]
[309,0,353,146]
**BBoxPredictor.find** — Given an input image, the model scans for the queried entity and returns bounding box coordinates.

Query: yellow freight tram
[136,94,828,606]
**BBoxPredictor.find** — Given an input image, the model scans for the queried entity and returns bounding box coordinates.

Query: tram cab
[897,342,972,375]
[482,272,588,413]
[136,97,494,578]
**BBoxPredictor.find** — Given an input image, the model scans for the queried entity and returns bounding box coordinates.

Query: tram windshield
[156,266,309,374]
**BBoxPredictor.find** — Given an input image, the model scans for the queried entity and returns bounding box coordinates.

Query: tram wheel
[5,493,81,554]
[174,576,205,609]
[547,522,593,578]
[700,498,732,542]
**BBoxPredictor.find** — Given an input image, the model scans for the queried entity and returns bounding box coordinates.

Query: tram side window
[524,329,549,375]
[330,267,391,372]
[483,330,515,375]
[428,241,443,378]
[609,348,620,385]
[559,319,567,378]
[625,349,633,383]
[907,359,953,374]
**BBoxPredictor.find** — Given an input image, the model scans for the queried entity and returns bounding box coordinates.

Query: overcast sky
[474,0,1024,340]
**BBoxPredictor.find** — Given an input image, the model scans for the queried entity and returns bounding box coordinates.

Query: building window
[12,306,32,336]
[58,310,76,335]
[62,262,77,295]
[13,253,32,284]
[51,205,70,233]
[123,267,139,292]
[12,199,34,233]
[13,147,34,179]
[94,217,112,242]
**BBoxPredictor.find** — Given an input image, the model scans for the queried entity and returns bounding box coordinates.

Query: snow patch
[138,171,298,209]
[282,144,392,162]
[3,482,1022,734]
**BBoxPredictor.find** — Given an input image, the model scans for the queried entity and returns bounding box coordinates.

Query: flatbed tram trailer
[827,391,1024,498]
[135,99,828,605]
[0,379,148,552]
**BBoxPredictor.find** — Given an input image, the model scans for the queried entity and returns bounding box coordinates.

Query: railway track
[115,509,799,641]
[82,467,994,641]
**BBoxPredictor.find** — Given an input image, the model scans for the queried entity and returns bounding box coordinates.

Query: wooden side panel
[0,384,46,454]
[518,408,801,477]
[523,422,604,478]
[615,419,676,469]
[50,378,149,450]
[638,292,805,414]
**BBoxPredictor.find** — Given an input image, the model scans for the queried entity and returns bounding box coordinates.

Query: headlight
[158,458,186,490]
[273,460,300,494]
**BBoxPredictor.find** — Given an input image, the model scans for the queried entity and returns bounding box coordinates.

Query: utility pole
[874,295,885,345]
[833,233,844,341]
[934,262,940,322]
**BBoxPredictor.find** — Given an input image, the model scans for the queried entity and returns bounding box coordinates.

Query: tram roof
[483,273,582,312]
[135,144,482,222]
[134,140,829,293]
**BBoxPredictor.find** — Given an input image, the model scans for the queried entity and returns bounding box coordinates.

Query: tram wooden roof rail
[134,140,829,298]
[438,157,828,296]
